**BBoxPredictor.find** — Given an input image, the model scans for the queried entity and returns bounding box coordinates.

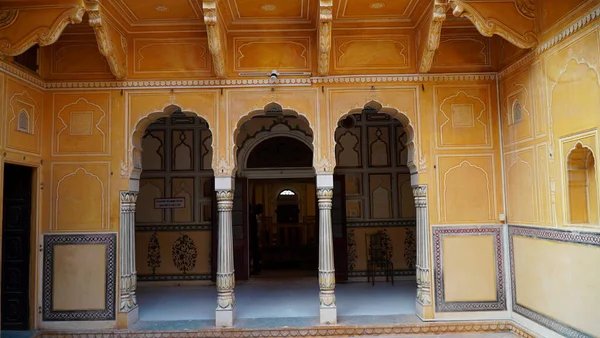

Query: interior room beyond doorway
[248,178,317,279]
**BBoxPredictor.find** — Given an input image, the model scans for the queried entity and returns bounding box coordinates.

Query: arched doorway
[226,103,322,319]
[333,103,419,317]
[132,107,216,322]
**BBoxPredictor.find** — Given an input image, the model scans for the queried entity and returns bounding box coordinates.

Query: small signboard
[154,198,185,209]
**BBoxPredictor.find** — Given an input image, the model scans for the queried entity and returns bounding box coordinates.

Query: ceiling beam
[203,0,227,78]
[317,0,333,77]
[448,0,537,49]
[417,0,448,73]
[0,3,84,56]
[85,0,128,80]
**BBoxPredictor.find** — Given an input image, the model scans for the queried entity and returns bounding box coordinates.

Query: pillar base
[319,307,337,325]
[415,301,434,320]
[216,308,235,327]
[117,306,139,328]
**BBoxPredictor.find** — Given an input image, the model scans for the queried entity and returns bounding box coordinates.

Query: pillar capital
[316,173,334,189]
[215,176,234,191]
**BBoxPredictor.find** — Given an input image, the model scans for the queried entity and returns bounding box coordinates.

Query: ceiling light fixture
[238,70,312,83]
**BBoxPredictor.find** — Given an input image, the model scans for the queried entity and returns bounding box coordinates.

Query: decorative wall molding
[432,225,506,312]
[347,220,416,228]
[138,274,212,282]
[42,233,117,321]
[499,4,600,79]
[509,225,600,338]
[135,224,211,231]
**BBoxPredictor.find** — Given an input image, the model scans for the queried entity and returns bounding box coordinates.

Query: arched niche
[234,102,315,179]
[130,104,213,182]
[335,101,418,175]
[567,142,598,225]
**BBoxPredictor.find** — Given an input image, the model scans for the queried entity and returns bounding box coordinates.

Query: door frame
[0,160,40,331]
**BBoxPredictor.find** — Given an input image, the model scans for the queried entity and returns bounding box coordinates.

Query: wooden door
[232,178,249,280]
[1,164,33,330]
[332,174,348,282]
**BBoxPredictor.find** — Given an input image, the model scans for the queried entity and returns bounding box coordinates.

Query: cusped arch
[233,102,316,175]
[130,104,213,179]
[335,100,418,174]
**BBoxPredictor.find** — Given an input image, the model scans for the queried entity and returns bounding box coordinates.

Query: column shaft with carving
[413,185,431,306]
[317,188,337,324]
[215,190,235,327]
[119,191,138,313]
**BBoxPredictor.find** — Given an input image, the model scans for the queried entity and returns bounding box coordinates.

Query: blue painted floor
[136,278,417,322]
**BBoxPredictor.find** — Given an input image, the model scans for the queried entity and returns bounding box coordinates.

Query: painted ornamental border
[499,4,600,79]
[432,225,506,312]
[42,233,117,321]
[508,225,599,338]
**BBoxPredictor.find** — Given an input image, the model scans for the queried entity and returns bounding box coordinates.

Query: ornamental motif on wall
[147,232,161,275]
[172,233,198,274]
[404,228,416,269]
[347,229,357,271]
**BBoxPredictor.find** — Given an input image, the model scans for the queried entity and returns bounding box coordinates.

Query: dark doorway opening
[1,164,33,331]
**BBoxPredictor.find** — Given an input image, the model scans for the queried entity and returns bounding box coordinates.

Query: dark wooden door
[232,178,249,280]
[1,164,33,330]
[332,174,348,282]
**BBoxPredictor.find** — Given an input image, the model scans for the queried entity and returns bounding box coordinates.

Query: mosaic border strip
[432,226,506,312]
[135,224,211,232]
[34,321,537,338]
[42,233,117,322]
[138,274,212,281]
[509,225,599,338]
[348,269,415,277]
[347,220,416,228]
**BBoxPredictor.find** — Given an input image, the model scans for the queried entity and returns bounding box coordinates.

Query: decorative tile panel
[509,225,599,338]
[433,226,506,312]
[42,233,117,321]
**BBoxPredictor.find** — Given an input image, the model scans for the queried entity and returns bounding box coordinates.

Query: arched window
[17,109,30,133]
[511,99,523,125]
[279,189,296,196]
[567,143,598,224]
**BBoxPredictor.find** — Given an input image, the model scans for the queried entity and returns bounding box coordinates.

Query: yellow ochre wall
[499,3,600,337]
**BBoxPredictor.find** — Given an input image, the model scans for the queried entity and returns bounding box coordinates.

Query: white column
[215,188,235,327]
[119,191,139,325]
[316,174,336,324]
[413,185,432,308]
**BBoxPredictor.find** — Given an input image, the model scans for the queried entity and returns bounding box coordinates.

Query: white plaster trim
[39,320,116,330]
[316,173,334,188]
[214,176,234,191]
[512,312,565,338]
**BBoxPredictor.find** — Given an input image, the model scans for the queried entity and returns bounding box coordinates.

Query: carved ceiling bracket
[318,0,333,77]
[0,5,84,56]
[417,0,448,73]
[448,0,537,49]
[203,0,227,78]
[84,0,128,80]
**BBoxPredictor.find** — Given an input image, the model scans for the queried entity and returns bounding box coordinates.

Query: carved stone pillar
[118,191,138,327]
[413,185,432,311]
[215,189,235,327]
[317,182,337,324]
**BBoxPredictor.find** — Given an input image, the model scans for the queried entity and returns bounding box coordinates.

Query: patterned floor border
[34,321,536,337]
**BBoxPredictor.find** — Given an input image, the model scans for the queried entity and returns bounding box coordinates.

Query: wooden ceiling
[0,0,596,80]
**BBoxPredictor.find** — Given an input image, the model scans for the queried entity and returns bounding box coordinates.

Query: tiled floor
[137,277,417,322]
